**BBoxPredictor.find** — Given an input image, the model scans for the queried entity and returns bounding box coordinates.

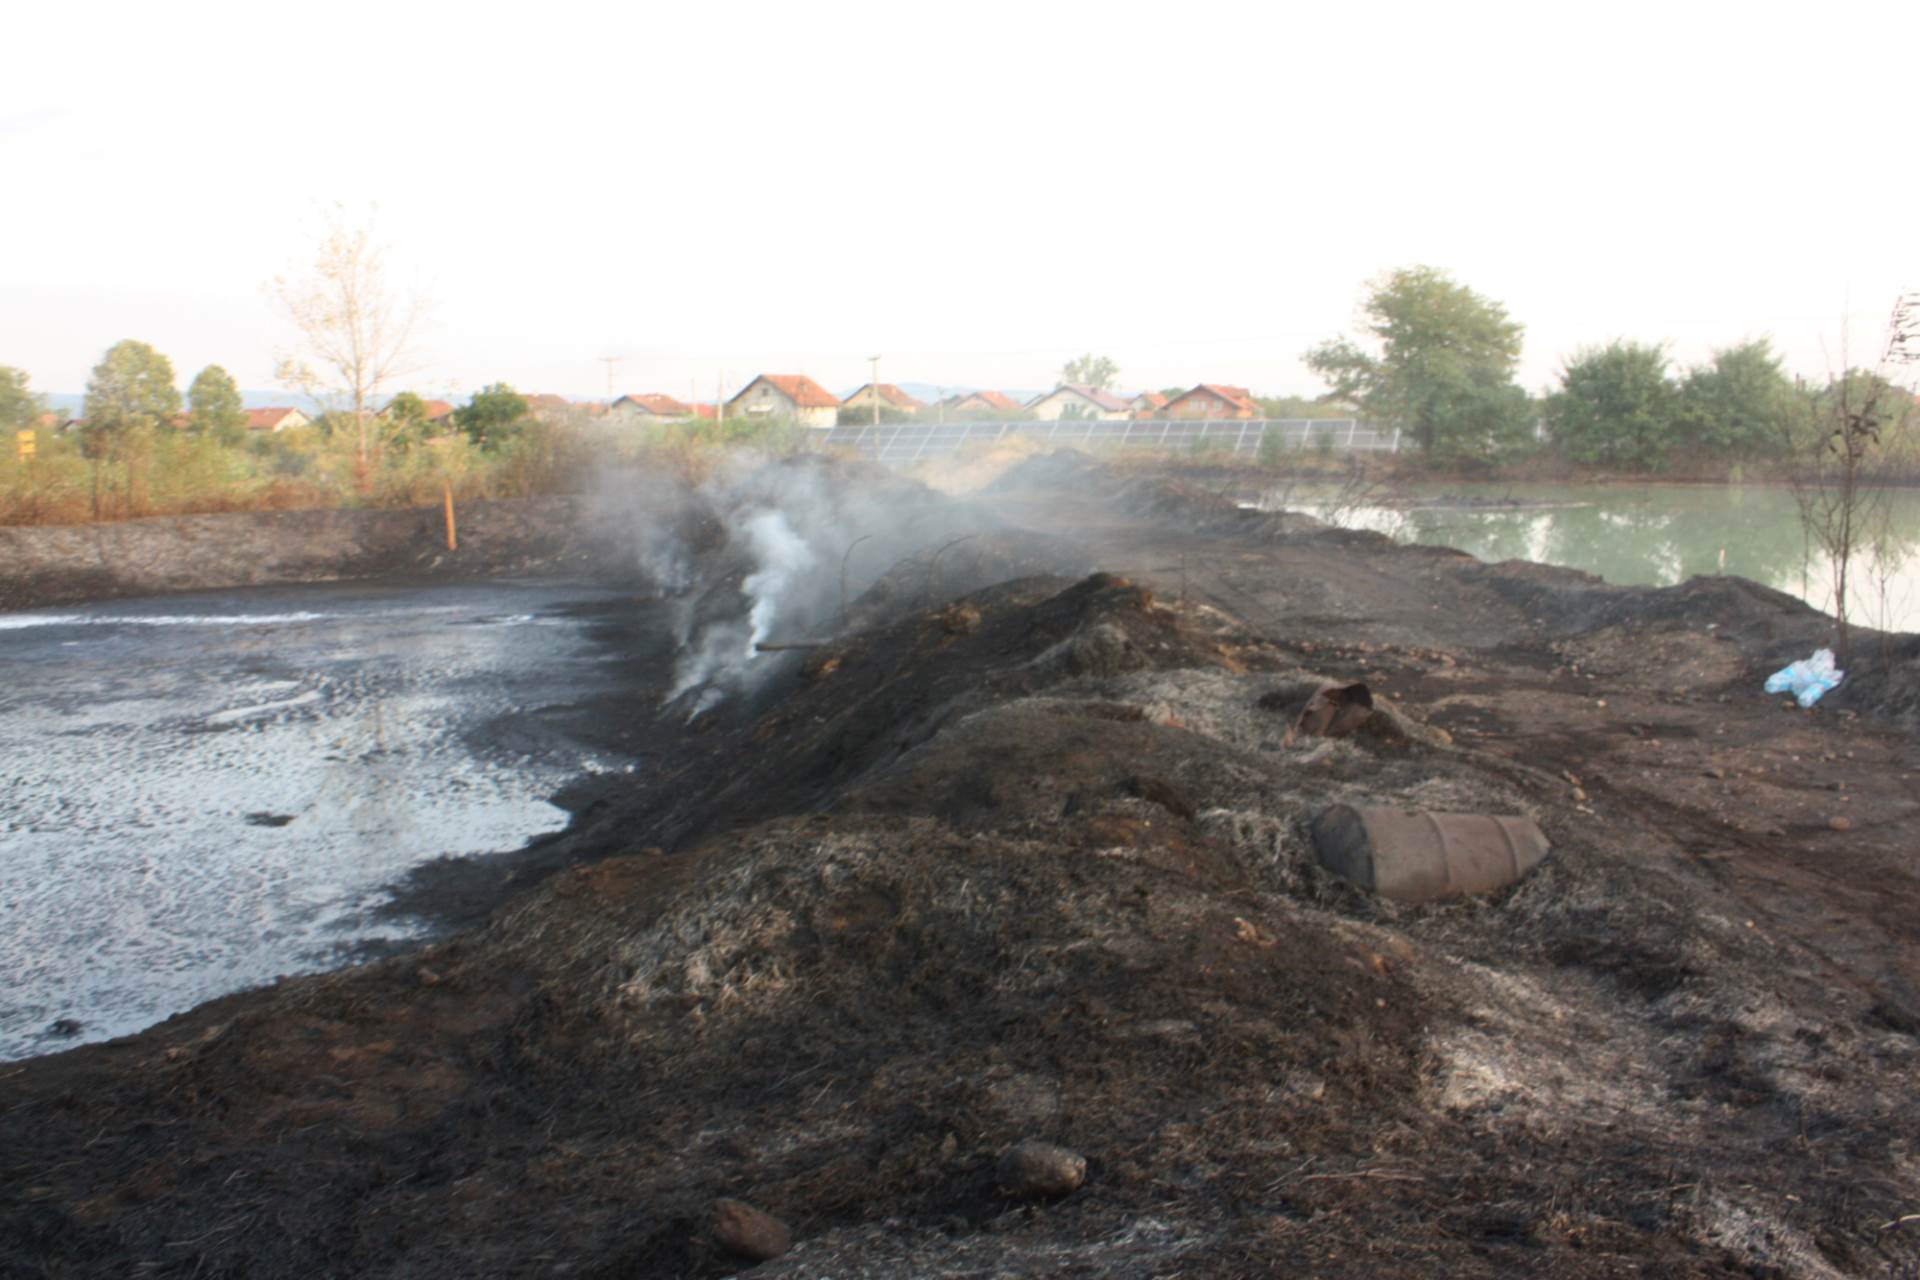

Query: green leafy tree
[84,340,180,429]
[383,391,438,447]
[186,364,248,442]
[82,340,179,516]
[386,391,429,424]
[1546,341,1677,470]
[1804,367,1913,445]
[0,366,43,430]
[1061,354,1119,390]
[1673,340,1796,462]
[1305,266,1531,461]
[455,383,529,449]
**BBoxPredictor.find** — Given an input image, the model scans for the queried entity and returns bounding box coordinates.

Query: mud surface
[0,582,664,1062]
[4,452,1919,1277]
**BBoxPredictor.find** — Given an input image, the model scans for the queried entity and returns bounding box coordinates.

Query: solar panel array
[817,418,1399,466]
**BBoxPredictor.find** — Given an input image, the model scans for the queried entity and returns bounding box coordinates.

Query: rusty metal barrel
[1310,805,1550,904]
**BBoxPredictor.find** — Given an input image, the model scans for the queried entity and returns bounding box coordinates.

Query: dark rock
[45,1019,82,1039]
[1064,623,1149,677]
[709,1197,791,1263]
[1122,774,1197,821]
[997,1140,1087,1197]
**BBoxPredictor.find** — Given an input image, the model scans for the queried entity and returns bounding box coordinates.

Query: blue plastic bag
[1763,648,1843,707]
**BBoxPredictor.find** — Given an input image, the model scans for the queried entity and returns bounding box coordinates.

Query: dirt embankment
[0,497,638,610]
[4,453,1920,1278]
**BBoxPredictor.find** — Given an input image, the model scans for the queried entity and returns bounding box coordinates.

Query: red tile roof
[688,403,718,420]
[734,374,839,409]
[846,382,925,410]
[616,393,693,416]
[1198,384,1259,413]
[522,393,573,414]
[244,407,305,431]
[1133,391,1169,409]
[421,400,456,420]
[1164,384,1260,416]
[969,390,1023,412]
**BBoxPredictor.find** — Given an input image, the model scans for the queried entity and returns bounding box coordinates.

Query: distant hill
[42,390,318,416]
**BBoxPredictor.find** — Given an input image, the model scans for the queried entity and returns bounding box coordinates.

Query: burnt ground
[5,452,1920,1278]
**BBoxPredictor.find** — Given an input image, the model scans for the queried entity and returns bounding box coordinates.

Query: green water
[1272,483,1920,635]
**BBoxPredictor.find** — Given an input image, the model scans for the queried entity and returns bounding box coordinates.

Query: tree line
[1305,266,1915,471]
[0,340,565,523]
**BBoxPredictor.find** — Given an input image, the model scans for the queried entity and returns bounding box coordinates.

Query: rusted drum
[1284,681,1374,746]
[1310,805,1550,904]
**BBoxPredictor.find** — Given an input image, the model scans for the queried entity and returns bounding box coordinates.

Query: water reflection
[0,584,634,1061]
[1267,483,1920,634]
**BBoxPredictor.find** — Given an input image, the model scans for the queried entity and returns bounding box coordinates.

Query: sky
[5,0,1916,406]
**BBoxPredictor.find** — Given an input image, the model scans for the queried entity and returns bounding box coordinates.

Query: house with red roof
[727,374,840,429]
[1129,391,1170,418]
[1026,384,1133,421]
[840,383,925,417]
[1162,384,1259,419]
[943,390,1023,418]
[609,393,694,423]
[521,393,575,421]
[244,407,312,433]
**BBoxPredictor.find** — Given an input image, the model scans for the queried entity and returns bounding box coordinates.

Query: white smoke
[740,509,816,652]
[597,452,986,715]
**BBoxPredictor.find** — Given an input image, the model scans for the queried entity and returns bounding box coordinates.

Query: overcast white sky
[5,0,1915,404]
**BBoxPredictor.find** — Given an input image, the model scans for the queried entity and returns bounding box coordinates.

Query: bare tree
[1790,293,1917,666]
[272,207,424,485]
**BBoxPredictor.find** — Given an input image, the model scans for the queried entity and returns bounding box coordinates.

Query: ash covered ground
[4,452,1919,1278]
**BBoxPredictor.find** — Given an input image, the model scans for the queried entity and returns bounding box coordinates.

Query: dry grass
[0,420,606,527]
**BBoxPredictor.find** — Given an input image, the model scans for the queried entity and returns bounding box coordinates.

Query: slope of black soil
[5,457,1919,1278]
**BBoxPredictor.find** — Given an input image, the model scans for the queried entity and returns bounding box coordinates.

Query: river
[1259,482,1920,635]
[0,582,642,1061]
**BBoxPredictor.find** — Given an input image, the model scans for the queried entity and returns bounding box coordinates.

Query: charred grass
[5,489,1920,1276]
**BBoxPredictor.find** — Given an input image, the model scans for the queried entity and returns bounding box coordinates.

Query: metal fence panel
[815,419,1397,466]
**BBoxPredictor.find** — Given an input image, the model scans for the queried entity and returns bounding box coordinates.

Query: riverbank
[0,496,639,611]
[1109,450,1920,490]
[4,452,1918,1277]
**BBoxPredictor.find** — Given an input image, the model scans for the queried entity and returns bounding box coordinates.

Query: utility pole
[869,354,881,426]
[599,356,621,405]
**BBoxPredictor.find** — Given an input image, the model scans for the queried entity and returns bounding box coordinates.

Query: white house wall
[734,381,837,429]
[1028,390,1128,421]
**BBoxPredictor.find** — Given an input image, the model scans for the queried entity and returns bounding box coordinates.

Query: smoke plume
[593,453,989,715]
